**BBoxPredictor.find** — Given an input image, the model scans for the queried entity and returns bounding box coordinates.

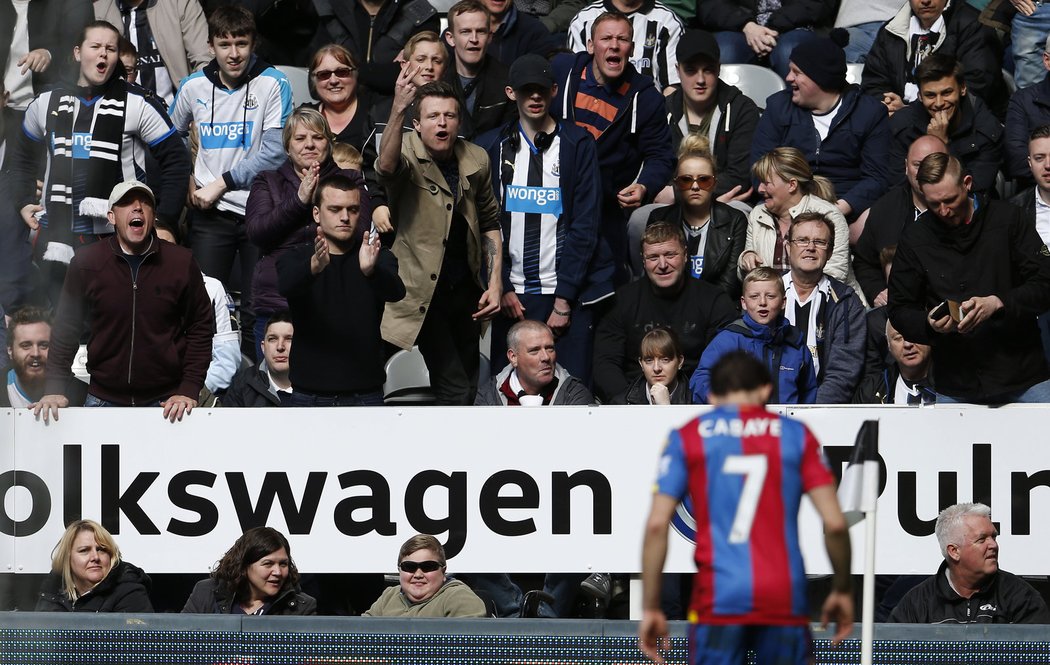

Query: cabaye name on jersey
[698,416,782,439]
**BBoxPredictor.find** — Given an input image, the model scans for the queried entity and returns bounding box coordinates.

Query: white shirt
[1034,189,1050,246]
[3,0,35,111]
[904,14,946,102]
[811,97,842,143]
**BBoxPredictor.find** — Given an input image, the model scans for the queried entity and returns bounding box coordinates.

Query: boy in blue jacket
[691,266,817,404]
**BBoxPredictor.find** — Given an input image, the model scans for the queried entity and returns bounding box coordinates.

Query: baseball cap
[108,180,156,210]
[508,54,554,90]
[677,30,720,64]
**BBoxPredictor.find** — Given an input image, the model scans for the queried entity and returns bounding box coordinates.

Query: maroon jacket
[246,158,369,315]
[46,235,215,405]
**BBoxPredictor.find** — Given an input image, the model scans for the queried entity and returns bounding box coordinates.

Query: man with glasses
[593,221,736,404]
[782,211,865,404]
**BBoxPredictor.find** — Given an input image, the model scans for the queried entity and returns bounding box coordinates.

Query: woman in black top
[304,44,371,151]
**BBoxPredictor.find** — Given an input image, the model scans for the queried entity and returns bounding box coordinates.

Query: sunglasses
[313,67,355,81]
[399,560,442,574]
[674,174,716,191]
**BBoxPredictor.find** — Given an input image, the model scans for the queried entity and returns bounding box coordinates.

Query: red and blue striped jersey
[655,405,834,625]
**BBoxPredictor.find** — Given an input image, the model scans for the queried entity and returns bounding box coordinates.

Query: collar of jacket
[407,133,484,195]
[885,1,950,56]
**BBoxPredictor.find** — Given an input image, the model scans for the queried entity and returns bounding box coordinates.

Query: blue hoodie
[691,313,817,404]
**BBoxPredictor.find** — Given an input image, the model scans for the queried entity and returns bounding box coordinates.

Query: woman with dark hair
[623,328,693,405]
[245,106,368,355]
[182,527,316,615]
[36,519,153,612]
[304,44,371,151]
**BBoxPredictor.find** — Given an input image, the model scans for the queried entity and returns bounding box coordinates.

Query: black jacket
[888,95,1003,196]
[35,560,153,612]
[853,184,919,303]
[642,201,747,299]
[888,197,1050,401]
[889,561,1050,623]
[1009,186,1037,220]
[443,56,517,140]
[664,82,759,199]
[487,6,559,66]
[621,371,693,404]
[696,0,833,32]
[861,2,1006,118]
[1005,75,1050,182]
[220,363,282,407]
[182,578,317,615]
[592,275,737,403]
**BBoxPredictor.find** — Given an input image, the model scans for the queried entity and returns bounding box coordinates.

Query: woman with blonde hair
[36,520,153,612]
[738,147,865,303]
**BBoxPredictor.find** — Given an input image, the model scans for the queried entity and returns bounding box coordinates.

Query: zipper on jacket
[128,278,137,406]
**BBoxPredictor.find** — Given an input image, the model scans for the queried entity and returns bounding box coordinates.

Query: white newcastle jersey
[170,64,292,216]
[567,0,683,88]
[502,130,564,295]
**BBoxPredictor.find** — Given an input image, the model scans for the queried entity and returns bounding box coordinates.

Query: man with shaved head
[853,133,948,305]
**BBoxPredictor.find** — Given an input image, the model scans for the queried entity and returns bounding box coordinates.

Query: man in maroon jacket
[32,180,214,423]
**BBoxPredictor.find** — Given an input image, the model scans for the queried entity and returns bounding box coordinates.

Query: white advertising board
[1,405,1048,577]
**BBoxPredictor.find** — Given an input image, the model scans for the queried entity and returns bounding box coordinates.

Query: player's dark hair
[915,53,964,88]
[709,351,771,397]
[1030,125,1050,142]
[208,5,256,42]
[264,311,293,336]
[313,173,361,207]
[7,306,51,342]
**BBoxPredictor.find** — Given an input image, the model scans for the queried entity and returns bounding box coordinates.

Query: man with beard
[1,306,86,408]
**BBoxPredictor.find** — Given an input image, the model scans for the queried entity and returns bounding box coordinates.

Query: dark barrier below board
[3,614,1050,664]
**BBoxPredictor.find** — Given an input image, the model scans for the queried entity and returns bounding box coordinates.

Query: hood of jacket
[727,313,806,348]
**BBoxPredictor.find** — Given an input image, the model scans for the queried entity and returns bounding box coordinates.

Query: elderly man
[889,152,1050,404]
[1,306,87,408]
[593,222,736,404]
[751,31,891,230]
[889,503,1050,623]
[853,318,934,404]
[33,180,214,423]
[377,74,503,405]
[782,212,865,404]
[853,134,947,305]
[476,320,592,405]
[220,312,293,407]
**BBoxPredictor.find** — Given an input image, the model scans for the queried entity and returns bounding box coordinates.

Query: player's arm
[808,484,854,645]
[639,493,677,664]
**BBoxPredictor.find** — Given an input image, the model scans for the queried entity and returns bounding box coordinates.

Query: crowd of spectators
[4,0,1050,622]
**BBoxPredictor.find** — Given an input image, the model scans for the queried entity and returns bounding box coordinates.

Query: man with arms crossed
[640,350,853,664]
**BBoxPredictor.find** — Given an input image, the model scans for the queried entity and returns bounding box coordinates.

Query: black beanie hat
[790,29,850,92]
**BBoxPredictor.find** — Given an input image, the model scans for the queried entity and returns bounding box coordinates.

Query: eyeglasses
[399,560,443,574]
[313,67,355,81]
[789,237,829,249]
[674,174,716,191]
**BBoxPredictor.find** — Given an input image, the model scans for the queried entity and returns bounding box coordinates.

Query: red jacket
[46,235,215,405]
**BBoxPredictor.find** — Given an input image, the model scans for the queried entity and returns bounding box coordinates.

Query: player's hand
[474,285,501,320]
[501,292,526,320]
[1011,0,1037,15]
[617,183,647,209]
[31,394,69,423]
[392,63,421,115]
[20,204,43,230]
[18,48,51,75]
[311,226,330,274]
[161,395,197,422]
[716,184,753,204]
[927,109,952,143]
[372,205,394,233]
[957,295,1003,334]
[359,227,380,276]
[638,608,671,664]
[743,22,778,56]
[874,288,888,308]
[928,308,957,334]
[192,179,226,209]
[820,589,854,646]
[738,250,763,272]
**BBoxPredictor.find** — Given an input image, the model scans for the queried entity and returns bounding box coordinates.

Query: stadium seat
[383,346,436,405]
[276,65,312,107]
[718,64,787,111]
[846,63,864,86]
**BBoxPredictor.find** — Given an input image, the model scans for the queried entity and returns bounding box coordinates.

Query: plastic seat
[719,64,787,111]
[383,346,436,405]
[275,65,312,107]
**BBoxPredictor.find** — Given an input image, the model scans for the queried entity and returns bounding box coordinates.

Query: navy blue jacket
[551,52,675,203]
[751,85,892,216]
[1004,74,1050,183]
[691,313,817,404]
[812,276,866,404]
[477,120,610,305]
[488,6,559,66]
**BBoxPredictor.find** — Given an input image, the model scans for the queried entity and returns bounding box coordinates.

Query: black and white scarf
[44,76,128,247]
